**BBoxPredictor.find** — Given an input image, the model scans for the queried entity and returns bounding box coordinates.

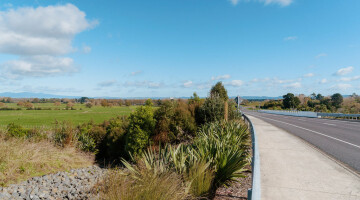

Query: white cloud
[0,4,97,78]
[229,0,293,6]
[272,78,293,84]
[1,55,77,78]
[82,45,91,54]
[285,82,302,89]
[340,76,360,82]
[319,78,328,84]
[284,36,297,41]
[263,0,293,6]
[227,80,244,87]
[131,70,143,76]
[98,80,116,87]
[315,53,327,59]
[331,83,352,90]
[0,4,97,55]
[211,74,231,81]
[335,66,354,76]
[303,73,314,78]
[124,81,163,89]
[183,80,193,88]
[3,3,13,8]
[229,0,239,5]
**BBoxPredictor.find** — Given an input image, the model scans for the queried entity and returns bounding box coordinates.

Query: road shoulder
[248,115,360,200]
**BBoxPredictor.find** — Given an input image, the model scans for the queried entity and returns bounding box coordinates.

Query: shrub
[228,100,241,120]
[77,121,106,152]
[196,96,225,125]
[85,102,93,108]
[145,99,153,106]
[99,166,187,200]
[154,100,197,144]
[26,128,47,141]
[24,102,34,109]
[53,121,76,147]
[185,161,214,197]
[6,123,28,138]
[125,105,155,157]
[101,100,109,107]
[193,121,250,187]
[124,120,250,198]
[66,102,74,110]
[96,116,129,163]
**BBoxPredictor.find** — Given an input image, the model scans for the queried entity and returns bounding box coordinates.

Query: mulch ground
[213,167,252,200]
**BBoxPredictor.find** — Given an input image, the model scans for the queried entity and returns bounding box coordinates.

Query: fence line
[243,114,261,200]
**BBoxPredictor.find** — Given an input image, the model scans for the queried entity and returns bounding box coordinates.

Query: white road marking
[323,123,336,126]
[248,114,360,149]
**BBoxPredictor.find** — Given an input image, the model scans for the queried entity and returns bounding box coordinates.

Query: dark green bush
[125,105,155,157]
[196,96,225,125]
[77,121,106,152]
[96,116,129,163]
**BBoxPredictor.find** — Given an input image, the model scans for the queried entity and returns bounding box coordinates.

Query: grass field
[0,103,137,128]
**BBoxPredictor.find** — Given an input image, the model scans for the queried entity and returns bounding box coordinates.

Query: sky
[0,0,359,98]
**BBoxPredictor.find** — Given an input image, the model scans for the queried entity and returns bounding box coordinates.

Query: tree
[210,82,228,101]
[101,99,109,107]
[54,102,61,106]
[316,94,324,100]
[145,99,153,107]
[331,93,343,108]
[188,92,201,104]
[197,96,225,124]
[125,100,131,107]
[310,93,316,100]
[24,102,34,109]
[32,98,40,103]
[210,82,229,120]
[79,97,89,104]
[282,93,300,109]
[66,102,74,109]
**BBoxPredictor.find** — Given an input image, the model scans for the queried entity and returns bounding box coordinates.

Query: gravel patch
[0,165,106,200]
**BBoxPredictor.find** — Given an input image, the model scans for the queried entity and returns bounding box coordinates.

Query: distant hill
[0,92,349,100]
[0,92,81,99]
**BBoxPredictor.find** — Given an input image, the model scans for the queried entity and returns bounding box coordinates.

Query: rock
[0,165,107,200]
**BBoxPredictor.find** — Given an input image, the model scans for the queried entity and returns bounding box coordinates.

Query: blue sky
[0,0,359,98]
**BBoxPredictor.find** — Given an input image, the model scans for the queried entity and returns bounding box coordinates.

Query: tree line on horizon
[247,92,360,113]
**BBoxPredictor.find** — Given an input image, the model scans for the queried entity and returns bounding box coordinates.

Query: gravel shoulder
[0,165,106,200]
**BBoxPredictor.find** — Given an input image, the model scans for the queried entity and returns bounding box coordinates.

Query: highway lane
[243,110,360,173]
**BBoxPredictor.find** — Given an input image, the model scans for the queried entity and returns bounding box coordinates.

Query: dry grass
[0,135,94,186]
[98,167,189,200]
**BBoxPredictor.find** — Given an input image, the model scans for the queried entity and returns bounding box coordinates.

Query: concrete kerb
[243,114,261,200]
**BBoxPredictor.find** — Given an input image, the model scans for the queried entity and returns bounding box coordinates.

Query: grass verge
[0,135,94,186]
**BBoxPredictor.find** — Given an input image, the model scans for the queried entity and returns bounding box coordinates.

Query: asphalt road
[243,110,360,173]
